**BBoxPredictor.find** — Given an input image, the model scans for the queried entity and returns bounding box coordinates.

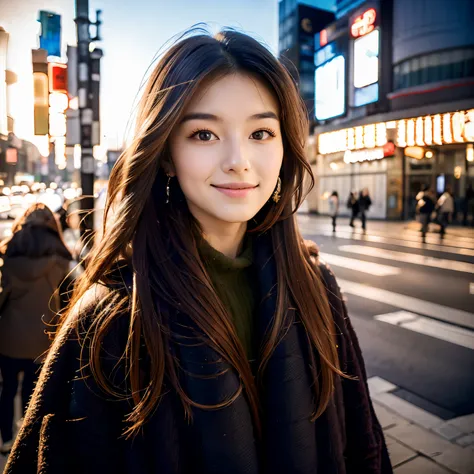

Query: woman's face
[169,73,284,231]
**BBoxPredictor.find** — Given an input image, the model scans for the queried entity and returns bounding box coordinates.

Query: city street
[298,214,474,419]
[1,215,474,472]
[299,213,474,473]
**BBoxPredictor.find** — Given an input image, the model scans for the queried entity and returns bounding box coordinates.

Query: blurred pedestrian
[416,187,435,239]
[328,191,339,232]
[56,199,70,233]
[348,191,360,227]
[4,29,391,473]
[0,203,72,454]
[463,184,474,226]
[358,188,372,231]
[437,186,454,236]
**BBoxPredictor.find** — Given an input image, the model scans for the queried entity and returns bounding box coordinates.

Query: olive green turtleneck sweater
[199,238,256,360]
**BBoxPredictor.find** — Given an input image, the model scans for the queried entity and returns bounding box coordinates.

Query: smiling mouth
[211,184,258,198]
[211,184,258,190]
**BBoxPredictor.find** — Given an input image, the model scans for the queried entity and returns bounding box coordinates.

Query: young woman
[5,29,392,474]
[0,203,72,454]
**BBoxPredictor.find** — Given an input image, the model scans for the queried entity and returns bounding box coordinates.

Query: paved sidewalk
[370,376,474,474]
[376,400,474,473]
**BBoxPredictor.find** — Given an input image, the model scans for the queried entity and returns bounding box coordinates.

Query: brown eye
[251,129,274,140]
[198,131,213,141]
[190,130,217,141]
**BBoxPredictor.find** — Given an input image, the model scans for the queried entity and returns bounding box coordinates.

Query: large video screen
[315,55,346,121]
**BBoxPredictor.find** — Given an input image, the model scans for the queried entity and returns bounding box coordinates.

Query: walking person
[348,191,360,228]
[5,29,392,474]
[359,188,372,231]
[0,203,72,454]
[416,187,436,240]
[328,191,339,232]
[463,184,474,226]
[437,186,454,236]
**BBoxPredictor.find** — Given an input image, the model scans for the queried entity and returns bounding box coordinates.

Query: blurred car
[8,186,28,220]
[0,195,11,219]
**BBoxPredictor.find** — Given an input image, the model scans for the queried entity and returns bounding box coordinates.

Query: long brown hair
[64,27,343,439]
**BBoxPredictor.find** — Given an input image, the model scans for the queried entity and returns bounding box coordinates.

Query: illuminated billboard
[315,55,345,121]
[353,28,379,107]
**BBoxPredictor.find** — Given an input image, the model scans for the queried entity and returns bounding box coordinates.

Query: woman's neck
[202,222,247,259]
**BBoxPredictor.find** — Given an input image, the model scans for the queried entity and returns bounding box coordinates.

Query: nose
[221,137,251,174]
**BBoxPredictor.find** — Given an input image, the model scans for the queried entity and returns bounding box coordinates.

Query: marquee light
[351,8,377,38]
[433,115,442,145]
[467,144,474,162]
[416,117,424,146]
[396,110,473,147]
[318,109,474,156]
[424,116,433,145]
[319,123,387,155]
[407,119,415,147]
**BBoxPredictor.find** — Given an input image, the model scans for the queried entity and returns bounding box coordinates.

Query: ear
[161,156,176,177]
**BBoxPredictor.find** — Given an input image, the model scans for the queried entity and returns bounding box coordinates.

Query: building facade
[309,0,474,220]
[279,0,335,116]
[0,27,42,185]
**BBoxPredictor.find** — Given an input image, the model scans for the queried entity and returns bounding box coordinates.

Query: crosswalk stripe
[300,227,474,257]
[338,245,474,274]
[319,252,401,276]
[374,311,474,350]
[338,278,474,329]
[298,220,474,249]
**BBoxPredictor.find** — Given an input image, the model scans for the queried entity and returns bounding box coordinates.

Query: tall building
[310,0,474,220]
[278,0,335,118]
[336,0,367,17]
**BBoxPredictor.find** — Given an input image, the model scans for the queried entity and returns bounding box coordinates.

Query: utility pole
[74,0,102,244]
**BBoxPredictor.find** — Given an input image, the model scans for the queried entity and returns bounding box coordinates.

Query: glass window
[427,52,440,83]
[393,64,401,90]
[419,55,429,84]
[401,60,410,89]
[464,50,474,77]
[409,57,420,87]
[393,48,474,91]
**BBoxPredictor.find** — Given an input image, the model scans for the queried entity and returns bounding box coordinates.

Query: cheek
[172,142,214,184]
[254,144,284,185]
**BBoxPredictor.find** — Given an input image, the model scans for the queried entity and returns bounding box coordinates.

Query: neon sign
[351,8,377,38]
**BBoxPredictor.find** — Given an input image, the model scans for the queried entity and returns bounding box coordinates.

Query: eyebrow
[179,111,279,124]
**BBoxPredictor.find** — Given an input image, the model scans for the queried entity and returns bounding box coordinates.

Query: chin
[212,207,261,225]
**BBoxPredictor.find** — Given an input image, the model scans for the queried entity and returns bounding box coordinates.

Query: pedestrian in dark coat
[358,188,372,231]
[348,191,360,227]
[416,187,435,239]
[0,203,72,453]
[4,28,392,474]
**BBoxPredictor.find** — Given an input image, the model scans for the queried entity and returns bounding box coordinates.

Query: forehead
[184,73,280,117]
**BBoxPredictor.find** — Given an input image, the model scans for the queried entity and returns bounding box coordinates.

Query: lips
[212,183,258,190]
[211,183,258,198]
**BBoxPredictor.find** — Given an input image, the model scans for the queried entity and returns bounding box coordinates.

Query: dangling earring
[166,175,171,204]
[272,177,282,203]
